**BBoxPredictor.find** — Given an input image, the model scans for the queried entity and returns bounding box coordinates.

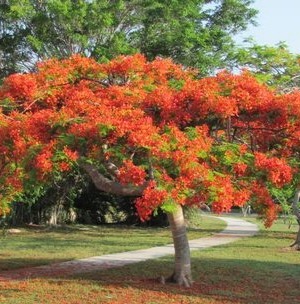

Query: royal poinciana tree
[0,55,299,285]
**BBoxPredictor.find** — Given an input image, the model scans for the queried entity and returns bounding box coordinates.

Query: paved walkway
[0,216,258,281]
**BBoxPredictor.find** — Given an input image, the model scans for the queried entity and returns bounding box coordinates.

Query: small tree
[0,55,297,286]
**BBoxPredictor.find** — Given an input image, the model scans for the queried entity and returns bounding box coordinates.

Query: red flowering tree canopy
[0,54,299,226]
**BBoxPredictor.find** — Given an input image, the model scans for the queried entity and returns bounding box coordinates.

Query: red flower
[118,160,146,186]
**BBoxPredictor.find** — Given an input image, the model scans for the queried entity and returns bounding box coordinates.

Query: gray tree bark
[166,205,193,287]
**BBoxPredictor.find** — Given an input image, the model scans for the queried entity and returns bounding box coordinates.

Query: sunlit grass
[0,215,225,271]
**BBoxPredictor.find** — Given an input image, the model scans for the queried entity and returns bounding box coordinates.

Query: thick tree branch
[81,163,146,196]
[104,161,120,179]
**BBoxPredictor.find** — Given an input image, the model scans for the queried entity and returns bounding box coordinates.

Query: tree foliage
[235,42,300,91]
[0,0,257,77]
[0,54,299,227]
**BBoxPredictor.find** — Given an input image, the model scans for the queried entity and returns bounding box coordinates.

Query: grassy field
[1,216,299,304]
[0,215,225,271]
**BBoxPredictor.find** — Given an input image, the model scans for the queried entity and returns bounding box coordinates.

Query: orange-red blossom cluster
[0,54,299,225]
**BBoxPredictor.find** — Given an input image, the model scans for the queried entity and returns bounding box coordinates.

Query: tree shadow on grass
[70,256,300,304]
[1,254,299,303]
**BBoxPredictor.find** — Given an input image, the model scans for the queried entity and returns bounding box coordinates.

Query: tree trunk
[291,227,300,250]
[48,205,58,226]
[290,189,300,250]
[166,205,193,287]
[83,163,194,283]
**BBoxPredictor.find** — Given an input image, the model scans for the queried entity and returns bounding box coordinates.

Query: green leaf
[98,124,115,137]
[160,198,177,213]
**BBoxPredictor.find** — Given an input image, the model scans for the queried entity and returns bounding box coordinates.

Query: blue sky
[236,0,300,53]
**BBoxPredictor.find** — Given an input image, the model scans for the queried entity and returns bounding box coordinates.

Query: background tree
[1,54,298,285]
[0,0,257,78]
[0,0,33,78]
[235,41,300,92]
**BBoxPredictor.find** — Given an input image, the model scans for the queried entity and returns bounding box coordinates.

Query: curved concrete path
[0,216,258,281]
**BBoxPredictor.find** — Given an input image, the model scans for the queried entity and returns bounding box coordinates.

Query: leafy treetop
[0,0,257,77]
[235,42,300,92]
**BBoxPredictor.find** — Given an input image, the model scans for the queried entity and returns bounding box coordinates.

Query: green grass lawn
[0,215,225,271]
[1,216,299,304]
